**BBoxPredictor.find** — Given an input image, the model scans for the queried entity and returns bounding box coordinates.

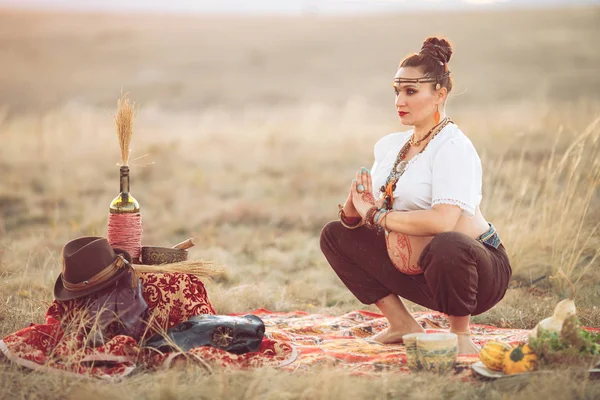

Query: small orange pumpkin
[503,343,537,375]
[479,340,512,372]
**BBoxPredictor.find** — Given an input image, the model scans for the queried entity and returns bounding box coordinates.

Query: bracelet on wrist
[364,206,379,229]
[374,209,388,233]
[374,210,384,225]
[338,204,363,229]
[378,210,391,234]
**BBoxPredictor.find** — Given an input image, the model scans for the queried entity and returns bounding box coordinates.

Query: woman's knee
[319,220,343,253]
[418,231,476,272]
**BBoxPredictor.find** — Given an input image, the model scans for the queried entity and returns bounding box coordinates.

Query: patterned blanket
[0,273,571,379]
[0,273,294,379]
[251,309,532,377]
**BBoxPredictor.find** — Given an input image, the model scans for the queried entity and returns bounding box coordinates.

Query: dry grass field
[1,6,600,399]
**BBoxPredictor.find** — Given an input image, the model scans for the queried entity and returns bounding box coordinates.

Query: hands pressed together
[350,167,375,218]
[349,167,381,218]
[339,167,389,231]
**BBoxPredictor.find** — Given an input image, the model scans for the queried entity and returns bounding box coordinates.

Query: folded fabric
[0,273,295,379]
[145,314,265,353]
[74,270,149,347]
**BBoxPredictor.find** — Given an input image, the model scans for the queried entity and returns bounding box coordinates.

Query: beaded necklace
[379,118,452,210]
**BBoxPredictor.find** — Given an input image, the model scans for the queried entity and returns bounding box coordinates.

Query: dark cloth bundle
[145,314,265,354]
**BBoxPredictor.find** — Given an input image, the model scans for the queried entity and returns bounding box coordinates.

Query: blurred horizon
[2,0,600,14]
[2,2,600,399]
[1,5,599,115]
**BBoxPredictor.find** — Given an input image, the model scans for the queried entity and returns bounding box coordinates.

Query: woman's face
[393,66,444,127]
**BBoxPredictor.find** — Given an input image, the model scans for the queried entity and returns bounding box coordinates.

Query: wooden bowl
[141,246,188,265]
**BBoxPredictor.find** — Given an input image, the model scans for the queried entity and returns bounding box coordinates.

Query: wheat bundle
[115,93,135,166]
[134,259,223,279]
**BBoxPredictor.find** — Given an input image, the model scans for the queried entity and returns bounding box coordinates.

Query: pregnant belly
[385,207,490,274]
[385,232,433,275]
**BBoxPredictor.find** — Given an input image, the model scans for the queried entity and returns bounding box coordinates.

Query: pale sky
[0,0,598,14]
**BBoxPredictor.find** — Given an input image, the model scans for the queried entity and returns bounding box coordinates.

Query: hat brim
[53,248,132,301]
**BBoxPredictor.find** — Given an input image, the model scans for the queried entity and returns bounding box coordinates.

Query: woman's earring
[434,104,440,125]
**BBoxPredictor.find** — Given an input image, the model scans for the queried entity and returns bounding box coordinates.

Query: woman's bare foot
[456,334,480,355]
[370,320,425,344]
[370,294,425,344]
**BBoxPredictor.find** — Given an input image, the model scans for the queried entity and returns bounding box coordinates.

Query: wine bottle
[109,166,140,214]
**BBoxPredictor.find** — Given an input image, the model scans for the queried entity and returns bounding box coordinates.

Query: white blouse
[370,123,482,217]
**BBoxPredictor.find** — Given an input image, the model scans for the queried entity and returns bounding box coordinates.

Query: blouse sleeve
[431,137,482,217]
[371,132,408,176]
[370,159,379,176]
[370,135,388,177]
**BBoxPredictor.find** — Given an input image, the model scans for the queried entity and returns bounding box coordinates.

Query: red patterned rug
[3,273,592,380]
[0,273,295,379]
[238,308,533,378]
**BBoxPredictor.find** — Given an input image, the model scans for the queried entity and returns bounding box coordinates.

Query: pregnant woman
[320,36,511,355]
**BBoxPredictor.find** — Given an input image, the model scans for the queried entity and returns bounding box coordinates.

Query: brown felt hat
[54,236,133,301]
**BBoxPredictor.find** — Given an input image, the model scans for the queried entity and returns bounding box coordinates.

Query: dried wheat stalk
[134,259,224,279]
[115,93,135,166]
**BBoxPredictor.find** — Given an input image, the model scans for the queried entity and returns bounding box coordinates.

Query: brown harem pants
[319,221,512,316]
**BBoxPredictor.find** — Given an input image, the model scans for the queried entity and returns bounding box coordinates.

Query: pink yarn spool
[107,213,143,261]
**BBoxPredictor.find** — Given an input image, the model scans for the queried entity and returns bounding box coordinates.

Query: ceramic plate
[471,361,510,379]
[472,361,600,380]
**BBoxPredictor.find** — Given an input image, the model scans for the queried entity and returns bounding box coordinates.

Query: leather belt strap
[476,223,502,249]
[61,255,129,292]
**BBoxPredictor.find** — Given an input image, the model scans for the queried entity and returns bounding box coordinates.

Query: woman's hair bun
[420,37,453,65]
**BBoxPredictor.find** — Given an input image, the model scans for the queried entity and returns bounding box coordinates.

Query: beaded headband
[393,71,451,90]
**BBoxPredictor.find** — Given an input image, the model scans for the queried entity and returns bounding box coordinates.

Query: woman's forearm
[343,203,360,219]
[342,192,361,219]
[382,208,458,237]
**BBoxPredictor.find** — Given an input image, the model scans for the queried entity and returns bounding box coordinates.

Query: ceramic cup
[403,332,428,372]
[415,333,458,374]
